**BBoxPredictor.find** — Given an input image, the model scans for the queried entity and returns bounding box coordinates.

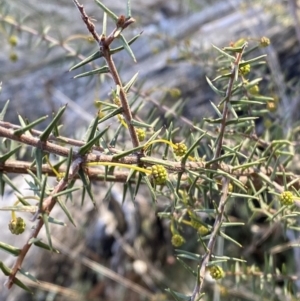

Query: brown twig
[1,124,300,190]
[191,177,230,301]
[73,0,140,148]
[213,44,247,160]
[72,0,101,44]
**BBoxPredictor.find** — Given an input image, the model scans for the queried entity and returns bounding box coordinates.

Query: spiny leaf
[78,126,109,155]
[13,277,33,293]
[143,175,156,202]
[0,145,22,163]
[74,65,109,79]
[126,0,131,17]
[56,197,76,227]
[206,76,225,96]
[131,119,152,128]
[63,148,73,181]
[78,168,94,206]
[41,213,52,251]
[30,239,59,254]
[120,33,136,62]
[98,107,123,124]
[112,145,144,160]
[181,133,206,165]
[83,116,99,143]
[176,257,197,276]
[19,268,39,283]
[13,115,48,136]
[69,50,102,71]
[35,148,44,180]
[0,242,21,256]
[48,216,66,226]
[69,33,142,71]
[123,72,139,93]
[94,0,118,21]
[212,44,236,60]
[0,172,5,197]
[0,99,10,121]
[239,55,267,66]
[0,262,32,293]
[2,173,22,195]
[39,105,67,141]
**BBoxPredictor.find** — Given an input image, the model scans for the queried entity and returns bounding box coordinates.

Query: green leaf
[210,101,223,118]
[29,238,59,253]
[181,133,206,165]
[52,186,80,198]
[130,119,152,128]
[133,172,143,200]
[13,277,33,293]
[2,173,22,195]
[109,123,123,147]
[69,50,102,71]
[38,175,48,211]
[48,216,66,226]
[126,0,131,17]
[41,213,53,251]
[19,268,39,283]
[98,107,123,124]
[0,99,10,121]
[35,148,44,180]
[74,65,109,79]
[0,172,5,197]
[223,45,245,53]
[64,147,73,181]
[123,72,139,93]
[112,145,144,160]
[220,231,242,247]
[69,33,142,71]
[39,105,67,141]
[176,257,197,276]
[56,197,76,227]
[78,126,109,155]
[212,44,236,60]
[0,262,32,293]
[13,115,48,136]
[239,55,267,66]
[102,12,107,36]
[0,145,22,163]
[143,175,156,202]
[0,242,21,256]
[83,116,100,143]
[206,76,225,96]
[78,168,94,206]
[94,0,118,21]
[120,34,136,62]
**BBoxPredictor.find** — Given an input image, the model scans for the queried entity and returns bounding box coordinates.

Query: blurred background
[0,0,300,300]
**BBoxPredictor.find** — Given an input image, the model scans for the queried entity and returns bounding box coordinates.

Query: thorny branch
[73,0,140,148]
[1,124,300,190]
[213,44,247,160]
[0,124,299,191]
[191,177,230,301]
[6,157,83,289]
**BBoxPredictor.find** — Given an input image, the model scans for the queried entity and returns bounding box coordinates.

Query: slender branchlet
[213,44,247,161]
[6,157,83,288]
[73,0,140,148]
[191,177,230,300]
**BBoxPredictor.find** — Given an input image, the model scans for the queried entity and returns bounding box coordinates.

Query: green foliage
[0,0,300,300]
